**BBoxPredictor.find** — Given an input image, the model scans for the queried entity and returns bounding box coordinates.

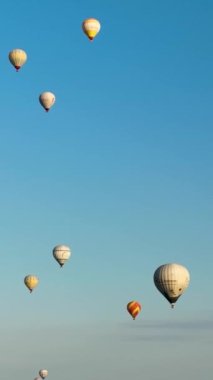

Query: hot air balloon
[24,275,39,293]
[127,301,141,320]
[82,18,101,41]
[53,245,71,267]
[39,92,55,112]
[39,370,48,379]
[9,49,27,71]
[153,263,190,308]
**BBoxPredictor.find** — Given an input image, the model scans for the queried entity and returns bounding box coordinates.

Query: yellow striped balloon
[9,49,27,71]
[24,275,39,293]
[127,301,142,320]
[82,18,101,41]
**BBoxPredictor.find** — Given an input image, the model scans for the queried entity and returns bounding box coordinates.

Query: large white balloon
[39,92,55,112]
[153,263,190,308]
[53,245,71,267]
[39,370,48,379]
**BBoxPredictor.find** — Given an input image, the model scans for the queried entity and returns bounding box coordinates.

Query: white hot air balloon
[153,263,190,308]
[39,370,48,379]
[9,49,27,71]
[39,92,55,112]
[53,245,71,267]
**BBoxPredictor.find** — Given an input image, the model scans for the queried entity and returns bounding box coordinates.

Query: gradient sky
[0,1,212,379]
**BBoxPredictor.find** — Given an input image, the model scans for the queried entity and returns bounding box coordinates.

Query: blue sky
[0,1,212,379]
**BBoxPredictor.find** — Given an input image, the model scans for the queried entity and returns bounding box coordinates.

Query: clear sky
[0,0,212,379]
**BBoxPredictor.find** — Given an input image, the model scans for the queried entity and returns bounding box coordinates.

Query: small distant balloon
[82,18,101,41]
[53,245,71,267]
[153,263,190,308]
[39,92,55,112]
[127,301,141,320]
[39,370,48,379]
[9,49,27,71]
[24,275,39,293]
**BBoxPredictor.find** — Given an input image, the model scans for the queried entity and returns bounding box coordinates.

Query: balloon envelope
[39,370,48,379]
[53,245,71,267]
[39,92,55,111]
[24,275,39,293]
[127,301,141,320]
[82,18,101,40]
[9,49,27,71]
[154,263,190,307]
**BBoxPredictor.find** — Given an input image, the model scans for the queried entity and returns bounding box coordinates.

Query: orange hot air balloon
[127,301,141,320]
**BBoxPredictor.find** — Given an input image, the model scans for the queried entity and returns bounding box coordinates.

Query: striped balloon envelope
[127,301,142,320]
[82,18,101,41]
